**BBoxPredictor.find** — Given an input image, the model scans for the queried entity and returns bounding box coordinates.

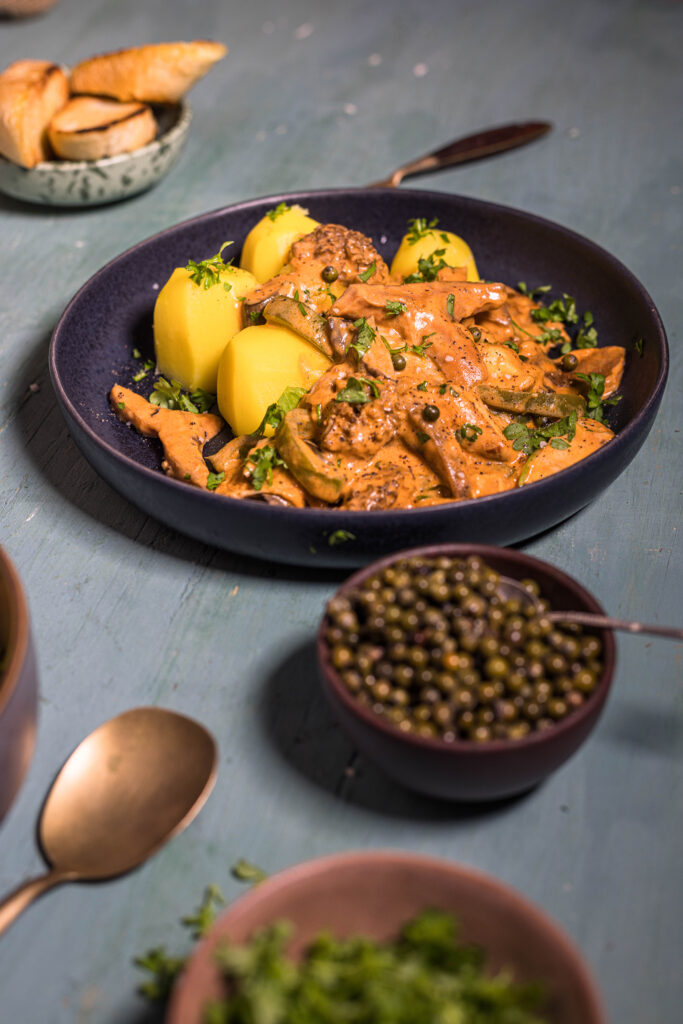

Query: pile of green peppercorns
[324,555,603,742]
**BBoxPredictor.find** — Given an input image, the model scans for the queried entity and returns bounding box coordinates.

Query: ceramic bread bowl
[0,546,38,822]
[166,850,605,1024]
[318,544,616,801]
[0,98,191,206]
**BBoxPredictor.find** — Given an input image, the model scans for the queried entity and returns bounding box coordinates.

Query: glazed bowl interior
[166,851,604,1024]
[0,546,38,822]
[318,544,616,801]
[49,188,668,565]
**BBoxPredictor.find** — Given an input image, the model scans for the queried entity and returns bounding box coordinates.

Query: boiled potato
[153,264,258,393]
[240,204,319,283]
[217,323,330,436]
[390,227,479,282]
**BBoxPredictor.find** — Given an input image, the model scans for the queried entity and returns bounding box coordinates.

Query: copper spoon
[497,577,683,641]
[0,706,217,937]
[367,120,552,188]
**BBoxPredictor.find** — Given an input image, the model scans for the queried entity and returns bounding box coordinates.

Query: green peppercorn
[392,353,407,371]
[422,404,440,423]
[561,352,578,371]
[321,265,338,282]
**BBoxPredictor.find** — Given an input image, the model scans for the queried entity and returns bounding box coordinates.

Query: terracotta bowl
[0,546,38,822]
[166,850,605,1024]
[318,544,616,802]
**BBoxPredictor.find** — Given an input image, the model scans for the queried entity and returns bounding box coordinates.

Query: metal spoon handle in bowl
[547,611,683,640]
[367,120,552,188]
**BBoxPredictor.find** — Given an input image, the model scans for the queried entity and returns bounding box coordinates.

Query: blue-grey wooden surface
[1,1,681,1021]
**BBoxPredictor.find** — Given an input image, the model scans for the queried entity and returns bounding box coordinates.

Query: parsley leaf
[635,336,645,356]
[349,317,376,360]
[404,249,450,283]
[417,381,428,392]
[446,293,455,319]
[459,423,483,442]
[206,471,225,491]
[504,410,579,455]
[149,378,215,413]
[406,216,438,244]
[248,445,287,490]
[574,372,621,422]
[266,202,291,221]
[359,261,377,282]
[517,282,552,301]
[328,529,356,546]
[231,858,268,884]
[257,386,307,435]
[531,293,578,327]
[385,299,407,316]
[185,242,234,290]
[335,376,380,404]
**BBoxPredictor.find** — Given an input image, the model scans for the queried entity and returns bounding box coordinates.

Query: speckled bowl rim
[167,849,605,1024]
[49,187,669,523]
[317,543,616,754]
[0,98,191,175]
[0,546,30,719]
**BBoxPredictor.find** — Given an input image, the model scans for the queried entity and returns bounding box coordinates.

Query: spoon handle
[367,121,552,187]
[548,611,683,640]
[0,869,69,937]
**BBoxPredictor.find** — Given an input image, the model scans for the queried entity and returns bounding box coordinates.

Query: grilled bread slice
[0,60,69,167]
[48,96,156,160]
[69,40,227,103]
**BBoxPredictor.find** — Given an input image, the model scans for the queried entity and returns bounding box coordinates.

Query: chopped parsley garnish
[257,386,307,434]
[117,401,125,409]
[248,445,287,490]
[266,202,291,221]
[231,858,268,884]
[315,403,323,423]
[459,423,483,442]
[417,381,428,392]
[185,241,234,290]
[293,289,308,316]
[416,430,430,445]
[328,529,356,546]
[575,311,598,349]
[635,336,645,356]
[385,299,407,316]
[531,293,578,327]
[132,369,148,383]
[517,282,552,301]
[406,216,438,244]
[380,334,407,356]
[574,372,621,422]
[206,471,225,491]
[504,340,520,353]
[248,309,262,323]
[446,293,455,319]
[404,248,451,283]
[504,410,578,455]
[349,317,376,359]
[181,884,225,939]
[149,378,215,413]
[359,261,377,282]
[335,376,381,404]
[132,347,142,359]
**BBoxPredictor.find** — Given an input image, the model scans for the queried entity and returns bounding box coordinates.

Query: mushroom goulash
[111,206,625,510]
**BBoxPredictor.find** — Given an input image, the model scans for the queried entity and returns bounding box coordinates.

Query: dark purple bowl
[50,188,668,567]
[318,544,616,801]
[0,546,38,822]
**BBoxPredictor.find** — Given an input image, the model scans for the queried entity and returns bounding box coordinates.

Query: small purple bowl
[318,544,616,802]
[0,546,38,822]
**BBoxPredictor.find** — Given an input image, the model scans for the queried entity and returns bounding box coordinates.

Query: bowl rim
[167,849,605,1024]
[0,545,30,718]
[48,186,670,525]
[317,542,616,754]
[0,97,191,175]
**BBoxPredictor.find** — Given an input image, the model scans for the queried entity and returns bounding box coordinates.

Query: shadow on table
[259,639,532,823]
[10,329,347,585]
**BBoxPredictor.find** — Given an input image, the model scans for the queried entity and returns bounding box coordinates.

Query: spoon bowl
[0,707,217,935]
